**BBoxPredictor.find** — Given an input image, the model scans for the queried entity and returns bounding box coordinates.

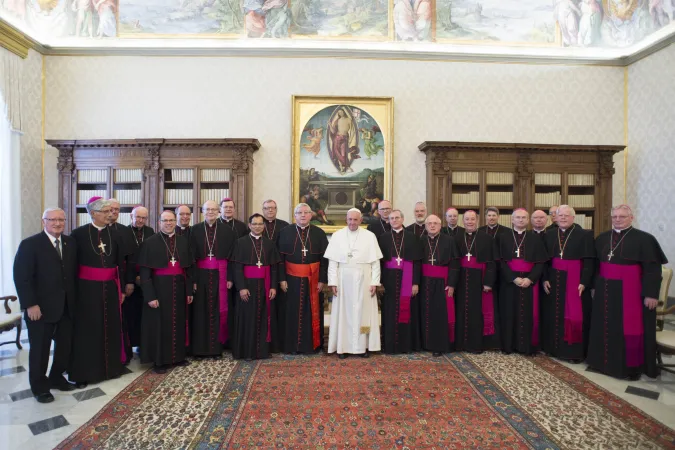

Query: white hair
[391,209,405,220]
[108,198,120,204]
[87,198,110,213]
[557,205,576,216]
[347,208,362,217]
[294,203,311,214]
[42,207,64,219]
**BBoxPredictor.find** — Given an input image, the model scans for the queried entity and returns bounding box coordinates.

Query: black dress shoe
[35,392,55,404]
[73,382,88,389]
[338,354,347,359]
[51,379,77,392]
[360,351,369,358]
[432,352,442,357]
[153,366,167,374]
[175,360,190,367]
[626,373,641,381]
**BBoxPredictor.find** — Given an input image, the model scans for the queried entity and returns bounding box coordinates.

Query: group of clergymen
[12,196,668,404]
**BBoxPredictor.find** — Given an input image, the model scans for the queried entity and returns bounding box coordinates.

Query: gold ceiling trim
[0,19,34,58]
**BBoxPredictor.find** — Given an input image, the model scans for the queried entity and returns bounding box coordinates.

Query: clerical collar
[514,228,526,234]
[466,231,474,235]
[559,227,567,233]
[392,228,403,233]
[91,222,106,230]
[206,221,216,227]
[488,224,497,229]
[533,228,544,233]
[614,226,632,233]
[133,226,142,230]
[222,217,232,222]
[428,233,438,239]
[162,231,175,238]
[416,222,425,226]
[180,226,187,230]
[448,225,457,230]
[266,219,276,223]
[250,233,261,239]
[297,224,308,230]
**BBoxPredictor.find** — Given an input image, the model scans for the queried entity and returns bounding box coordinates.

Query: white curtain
[0,96,22,306]
[0,47,23,131]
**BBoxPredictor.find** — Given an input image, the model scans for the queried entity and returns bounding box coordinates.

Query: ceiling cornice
[1,16,673,67]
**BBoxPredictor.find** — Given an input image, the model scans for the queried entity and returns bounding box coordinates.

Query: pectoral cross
[515,248,520,257]
[466,252,472,261]
[98,241,106,252]
[607,251,613,261]
[208,252,214,260]
[170,257,176,266]
[256,260,263,269]
[559,251,564,258]
[429,255,436,265]
[395,256,402,266]
[302,247,308,257]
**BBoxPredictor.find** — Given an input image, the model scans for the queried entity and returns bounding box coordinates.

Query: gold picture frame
[291,95,394,234]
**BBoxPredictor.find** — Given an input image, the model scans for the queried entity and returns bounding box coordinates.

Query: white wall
[627,43,675,295]
[44,56,624,223]
[18,49,42,238]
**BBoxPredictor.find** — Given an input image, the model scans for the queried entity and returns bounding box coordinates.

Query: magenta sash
[152,264,190,346]
[243,265,272,343]
[197,258,229,344]
[507,259,539,346]
[599,262,644,368]
[552,258,583,345]
[422,264,455,342]
[460,258,495,336]
[78,265,127,364]
[384,258,413,324]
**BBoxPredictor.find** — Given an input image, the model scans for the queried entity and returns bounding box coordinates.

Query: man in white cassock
[326,208,383,358]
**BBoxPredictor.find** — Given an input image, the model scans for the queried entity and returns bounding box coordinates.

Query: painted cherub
[301,127,323,158]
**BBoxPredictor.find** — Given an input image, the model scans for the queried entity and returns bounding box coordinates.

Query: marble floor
[1,319,674,450]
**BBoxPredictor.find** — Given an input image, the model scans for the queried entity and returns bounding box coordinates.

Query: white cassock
[325,226,382,354]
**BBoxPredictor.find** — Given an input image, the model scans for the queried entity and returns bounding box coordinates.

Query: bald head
[531,210,547,231]
[202,200,219,224]
[445,207,459,227]
[425,214,442,236]
[131,206,149,228]
[377,200,392,221]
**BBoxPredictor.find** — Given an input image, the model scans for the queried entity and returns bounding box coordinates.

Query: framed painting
[292,96,394,234]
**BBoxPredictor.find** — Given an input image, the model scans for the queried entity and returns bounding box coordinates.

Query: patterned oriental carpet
[56,352,675,449]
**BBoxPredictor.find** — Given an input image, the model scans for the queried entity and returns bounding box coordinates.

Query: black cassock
[70,224,127,383]
[367,219,391,241]
[123,225,155,350]
[406,222,428,238]
[587,227,667,379]
[454,230,500,352]
[498,229,547,355]
[138,232,192,367]
[278,225,328,353]
[441,225,464,238]
[542,225,595,360]
[378,229,423,354]
[176,225,192,242]
[264,218,289,244]
[219,216,249,238]
[231,235,281,360]
[190,221,237,356]
[419,234,460,353]
[109,223,138,360]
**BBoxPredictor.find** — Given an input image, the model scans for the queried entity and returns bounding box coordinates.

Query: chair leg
[15,321,22,350]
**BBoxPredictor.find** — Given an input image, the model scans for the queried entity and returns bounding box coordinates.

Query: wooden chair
[0,296,22,349]
[656,267,674,374]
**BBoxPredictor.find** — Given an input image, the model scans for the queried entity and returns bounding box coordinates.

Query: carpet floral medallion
[56,353,675,449]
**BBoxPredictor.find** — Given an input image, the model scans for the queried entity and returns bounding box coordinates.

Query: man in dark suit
[13,207,79,403]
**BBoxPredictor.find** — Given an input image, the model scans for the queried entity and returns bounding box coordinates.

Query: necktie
[55,239,62,259]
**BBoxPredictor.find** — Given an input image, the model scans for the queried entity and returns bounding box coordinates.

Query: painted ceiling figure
[327,106,360,175]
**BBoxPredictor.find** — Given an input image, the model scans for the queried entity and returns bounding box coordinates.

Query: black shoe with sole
[432,352,442,357]
[50,378,77,391]
[153,366,167,374]
[35,392,55,404]
[338,354,347,359]
[360,351,369,358]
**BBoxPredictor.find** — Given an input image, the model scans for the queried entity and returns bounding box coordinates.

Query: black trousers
[25,310,73,395]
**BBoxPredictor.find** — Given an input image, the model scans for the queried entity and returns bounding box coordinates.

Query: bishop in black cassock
[138,212,193,372]
[190,201,237,356]
[278,209,328,354]
[123,208,155,352]
[498,212,548,355]
[587,207,667,380]
[442,208,465,238]
[418,215,460,355]
[231,215,281,360]
[453,211,500,353]
[219,198,249,238]
[70,198,128,384]
[379,212,423,354]
[542,214,595,362]
[406,222,427,238]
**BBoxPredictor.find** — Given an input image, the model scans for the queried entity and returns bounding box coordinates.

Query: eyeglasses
[110,208,120,212]
[611,215,630,220]
[263,206,277,210]
[44,218,66,223]
[160,219,176,223]
[250,222,265,226]
[204,208,219,212]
